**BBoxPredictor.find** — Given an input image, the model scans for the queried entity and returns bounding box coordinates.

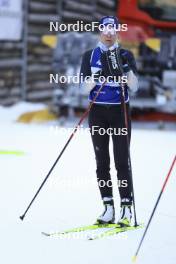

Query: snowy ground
[0,103,176,264]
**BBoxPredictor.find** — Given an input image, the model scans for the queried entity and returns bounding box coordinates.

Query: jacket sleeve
[121,49,138,75]
[80,50,92,81]
[121,49,139,92]
[126,51,138,75]
[79,49,98,93]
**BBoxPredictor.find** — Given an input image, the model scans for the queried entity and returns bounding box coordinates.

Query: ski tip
[132,256,137,262]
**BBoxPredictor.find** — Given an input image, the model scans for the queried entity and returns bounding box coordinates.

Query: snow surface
[0,103,176,264]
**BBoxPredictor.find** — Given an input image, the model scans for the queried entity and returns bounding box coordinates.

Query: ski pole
[132,155,176,262]
[20,81,106,221]
[113,46,138,226]
[121,83,138,227]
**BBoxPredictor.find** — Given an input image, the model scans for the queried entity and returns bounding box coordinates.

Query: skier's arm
[125,50,138,75]
[79,50,97,93]
[123,50,139,93]
[80,50,92,79]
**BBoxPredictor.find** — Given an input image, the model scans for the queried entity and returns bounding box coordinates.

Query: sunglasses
[101,26,117,36]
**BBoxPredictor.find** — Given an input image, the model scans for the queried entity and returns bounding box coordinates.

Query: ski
[88,224,144,240]
[42,223,119,237]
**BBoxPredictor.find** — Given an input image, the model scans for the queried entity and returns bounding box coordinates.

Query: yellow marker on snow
[0,150,25,156]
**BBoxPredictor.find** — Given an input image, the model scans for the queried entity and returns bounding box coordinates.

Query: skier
[80,16,139,226]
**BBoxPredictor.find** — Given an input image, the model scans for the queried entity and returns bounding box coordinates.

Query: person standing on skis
[80,16,138,226]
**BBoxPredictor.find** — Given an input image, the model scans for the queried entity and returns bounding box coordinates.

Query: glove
[80,70,102,93]
[127,70,139,93]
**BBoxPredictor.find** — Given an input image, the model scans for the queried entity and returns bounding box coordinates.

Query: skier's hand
[126,70,139,93]
[80,70,102,93]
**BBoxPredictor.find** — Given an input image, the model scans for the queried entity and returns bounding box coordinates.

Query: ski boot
[117,198,132,227]
[96,197,115,224]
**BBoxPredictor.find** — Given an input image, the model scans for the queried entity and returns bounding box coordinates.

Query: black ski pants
[88,103,132,203]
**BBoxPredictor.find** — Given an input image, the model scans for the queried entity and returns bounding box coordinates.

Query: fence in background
[0,0,116,106]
